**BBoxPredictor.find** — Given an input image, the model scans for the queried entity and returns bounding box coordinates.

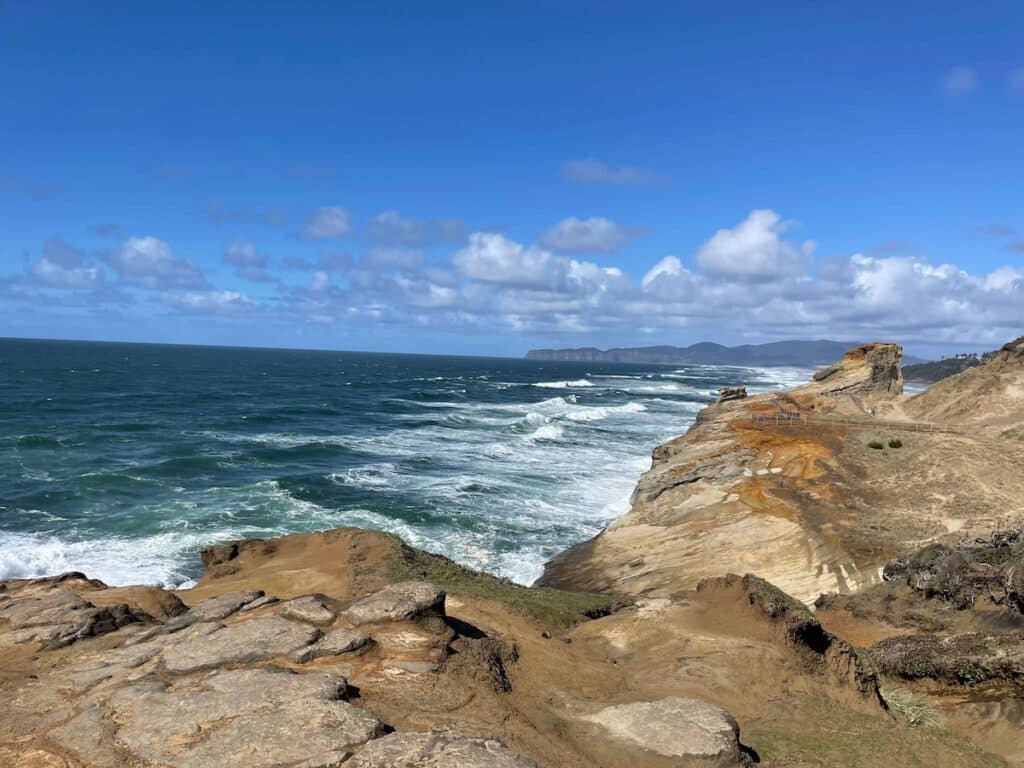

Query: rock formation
[541,341,1024,603]
[905,335,1024,436]
[715,385,747,403]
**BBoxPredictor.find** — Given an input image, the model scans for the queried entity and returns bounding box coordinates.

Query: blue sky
[1,2,1022,357]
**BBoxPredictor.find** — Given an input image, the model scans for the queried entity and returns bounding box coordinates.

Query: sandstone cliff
[540,342,1024,603]
[905,336,1024,436]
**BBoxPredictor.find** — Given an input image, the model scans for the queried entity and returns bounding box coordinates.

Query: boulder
[342,581,445,625]
[200,541,239,569]
[582,697,744,766]
[161,615,319,673]
[0,588,148,649]
[347,731,538,768]
[281,594,338,626]
[293,627,372,664]
[68,668,386,768]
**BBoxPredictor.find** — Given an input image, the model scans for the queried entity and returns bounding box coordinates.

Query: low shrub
[868,439,884,450]
[888,438,903,449]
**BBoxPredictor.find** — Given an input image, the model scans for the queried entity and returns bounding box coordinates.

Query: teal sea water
[0,338,811,587]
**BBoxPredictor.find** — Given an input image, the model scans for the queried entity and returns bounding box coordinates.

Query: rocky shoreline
[2,339,1023,767]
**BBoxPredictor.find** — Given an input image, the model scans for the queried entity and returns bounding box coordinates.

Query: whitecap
[527,424,564,441]
[534,379,594,389]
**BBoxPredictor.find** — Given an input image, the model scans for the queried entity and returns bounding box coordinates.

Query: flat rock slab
[348,732,538,768]
[294,627,372,663]
[582,697,743,765]
[0,589,92,629]
[64,668,386,768]
[342,582,445,625]
[186,589,264,621]
[161,615,318,673]
[281,594,338,626]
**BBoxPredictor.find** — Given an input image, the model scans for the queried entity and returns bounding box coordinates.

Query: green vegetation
[385,540,628,629]
[881,687,939,728]
[889,438,903,449]
[747,694,1007,768]
[868,439,885,450]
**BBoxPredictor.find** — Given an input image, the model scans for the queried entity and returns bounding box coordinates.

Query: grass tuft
[385,540,628,629]
[881,686,939,728]
[868,439,885,450]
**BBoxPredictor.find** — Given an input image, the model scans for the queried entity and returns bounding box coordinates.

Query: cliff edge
[540,341,1024,603]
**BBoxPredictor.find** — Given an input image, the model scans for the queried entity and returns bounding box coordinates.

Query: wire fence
[748,411,964,435]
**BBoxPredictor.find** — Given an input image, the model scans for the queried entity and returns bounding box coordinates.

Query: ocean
[0,338,811,588]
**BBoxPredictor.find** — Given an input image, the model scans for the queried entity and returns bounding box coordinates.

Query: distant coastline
[525,339,858,367]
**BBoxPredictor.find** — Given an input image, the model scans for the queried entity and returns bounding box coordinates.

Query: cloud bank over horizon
[3,205,1021,355]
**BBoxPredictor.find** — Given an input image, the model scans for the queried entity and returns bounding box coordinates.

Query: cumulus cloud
[299,206,352,239]
[223,237,272,282]
[695,209,812,278]
[104,236,208,290]
[367,211,462,246]
[942,65,978,95]
[31,258,103,289]
[560,158,660,186]
[540,217,636,254]
[454,233,560,289]
[21,238,103,290]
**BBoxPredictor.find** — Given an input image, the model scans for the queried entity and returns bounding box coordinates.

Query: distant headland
[525,339,859,366]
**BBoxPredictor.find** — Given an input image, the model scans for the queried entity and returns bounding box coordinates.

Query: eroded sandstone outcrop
[541,340,1024,603]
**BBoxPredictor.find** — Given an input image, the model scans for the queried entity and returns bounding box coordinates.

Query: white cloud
[453,233,561,289]
[641,256,688,290]
[105,236,208,289]
[31,258,102,289]
[300,206,352,239]
[561,158,659,186]
[540,217,634,254]
[223,237,272,282]
[162,290,254,314]
[942,65,978,95]
[695,209,811,278]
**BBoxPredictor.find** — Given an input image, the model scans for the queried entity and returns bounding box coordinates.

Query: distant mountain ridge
[525,340,859,366]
